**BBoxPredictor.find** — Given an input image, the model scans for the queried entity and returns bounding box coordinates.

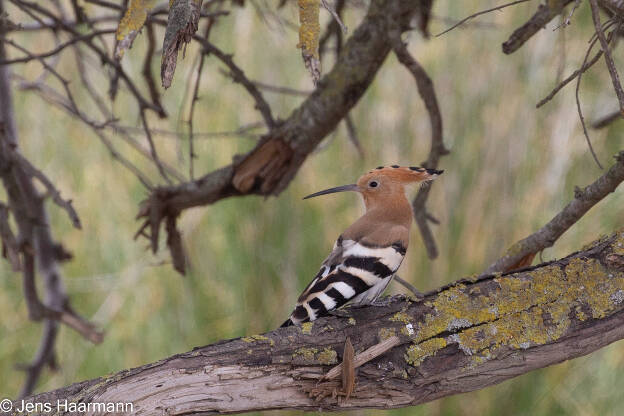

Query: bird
[281,165,443,327]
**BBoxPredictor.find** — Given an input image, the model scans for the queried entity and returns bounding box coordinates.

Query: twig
[140,109,173,185]
[393,275,424,298]
[537,46,603,108]
[190,36,275,128]
[12,152,81,229]
[254,80,311,96]
[553,0,581,30]
[344,115,364,158]
[0,29,115,65]
[576,30,604,169]
[321,0,347,34]
[484,151,624,274]
[323,336,401,380]
[436,0,530,37]
[589,0,624,116]
[392,37,449,259]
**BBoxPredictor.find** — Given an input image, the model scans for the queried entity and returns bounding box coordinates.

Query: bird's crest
[359,165,443,185]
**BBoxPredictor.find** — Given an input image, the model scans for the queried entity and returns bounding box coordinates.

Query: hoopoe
[281,165,443,327]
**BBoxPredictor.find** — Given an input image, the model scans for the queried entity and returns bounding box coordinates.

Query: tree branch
[392,36,449,260]
[137,0,423,262]
[484,151,624,274]
[502,0,576,54]
[14,230,624,413]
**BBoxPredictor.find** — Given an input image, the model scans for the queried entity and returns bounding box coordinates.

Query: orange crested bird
[281,165,443,327]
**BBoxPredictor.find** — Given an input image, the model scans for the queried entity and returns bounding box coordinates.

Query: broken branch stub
[297,0,321,85]
[161,0,203,89]
[115,0,158,60]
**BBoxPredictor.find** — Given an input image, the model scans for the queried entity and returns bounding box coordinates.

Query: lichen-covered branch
[12,229,624,413]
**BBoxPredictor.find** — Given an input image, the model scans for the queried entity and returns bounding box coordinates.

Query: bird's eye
[369,181,378,188]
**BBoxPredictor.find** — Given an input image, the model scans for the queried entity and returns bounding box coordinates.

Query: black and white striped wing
[281,237,406,327]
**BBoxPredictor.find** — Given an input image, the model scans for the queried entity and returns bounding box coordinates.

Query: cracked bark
[11,229,624,414]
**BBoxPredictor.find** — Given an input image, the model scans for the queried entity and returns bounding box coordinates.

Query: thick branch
[15,230,624,413]
[137,0,422,259]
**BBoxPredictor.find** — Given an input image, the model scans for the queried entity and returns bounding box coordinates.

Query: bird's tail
[280,318,294,327]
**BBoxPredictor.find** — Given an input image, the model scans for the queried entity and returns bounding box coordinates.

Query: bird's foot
[328,309,352,318]
[350,296,394,308]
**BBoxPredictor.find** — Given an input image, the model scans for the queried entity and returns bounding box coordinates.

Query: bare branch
[503,0,576,54]
[589,0,624,116]
[436,0,530,37]
[392,36,449,260]
[484,151,624,274]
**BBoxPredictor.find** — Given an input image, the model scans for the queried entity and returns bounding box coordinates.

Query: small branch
[484,151,624,274]
[576,31,605,169]
[323,336,401,380]
[537,46,603,108]
[343,115,364,158]
[192,37,275,128]
[140,108,173,185]
[589,0,624,116]
[392,36,449,259]
[436,0,530,37]
[503,0,576,54]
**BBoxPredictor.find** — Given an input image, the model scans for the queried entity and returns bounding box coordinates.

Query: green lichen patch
[241,334,273,345]
[294,347,318,362]
[292,347,337,365]
[390,311,412,324]
[317,348,338,365]
[405,337,447,367]
[404,255,624,366]
[379,327,396,340]
[301,322,314,335]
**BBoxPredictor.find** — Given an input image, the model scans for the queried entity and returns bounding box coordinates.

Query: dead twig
[589,0,624,116]
[436,0,530,37]
[323,336,401,380]
[392,36,449,259]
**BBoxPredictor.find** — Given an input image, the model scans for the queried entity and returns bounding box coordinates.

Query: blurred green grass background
[1,0,624,414]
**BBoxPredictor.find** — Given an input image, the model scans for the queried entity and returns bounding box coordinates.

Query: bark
[11,229,624,414]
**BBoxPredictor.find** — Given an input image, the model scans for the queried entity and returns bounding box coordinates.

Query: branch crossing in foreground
[11,229,624,414]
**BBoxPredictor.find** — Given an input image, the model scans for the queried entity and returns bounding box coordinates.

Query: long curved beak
[303,184,359,200]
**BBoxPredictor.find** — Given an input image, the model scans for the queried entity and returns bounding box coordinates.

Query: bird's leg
[351,275,395,307]
[393,275,425,300]
[328,309,353,318]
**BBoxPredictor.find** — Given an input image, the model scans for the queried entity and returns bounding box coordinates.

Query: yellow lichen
[390,311,412,324]
[347,317,356,325]
[294,347,318,361]
[402,254,624,364]
[317,348,338,365]
[405,338,447,367]
[379,327,396,340]
[301,322,314,335]
[241,334,272,344]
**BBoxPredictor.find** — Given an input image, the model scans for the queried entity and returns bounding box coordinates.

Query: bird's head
[303,165,443,210]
